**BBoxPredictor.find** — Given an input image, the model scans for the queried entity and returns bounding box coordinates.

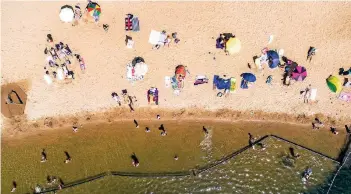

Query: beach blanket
[127,39,134,49]
[309,88,317,101]
[230,77,236,93]
[213,75,231,90]
[149,30,166,45]
[126,62,148,82]
[132,17,140,31]
[165,76,171,88]
[125,16,133,31]
[194,75,208,85]
[339,92,351,102]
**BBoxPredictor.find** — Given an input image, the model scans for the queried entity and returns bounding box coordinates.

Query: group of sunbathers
[43,34,86,85]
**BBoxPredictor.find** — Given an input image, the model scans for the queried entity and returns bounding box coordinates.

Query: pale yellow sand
[1,1,351,121]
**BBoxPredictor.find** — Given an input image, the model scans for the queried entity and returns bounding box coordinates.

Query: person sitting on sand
[145,127,150,132]
[331,127,339,135]
[47,34,53,43]
[174,154,179,160]
[112,92,121,106]
[49,47,59,61]
[157,115,161,120]
[131,153,139,167]
[63,44,73,56]
[306,47,316,62]
[41,149,47,162]
[248,133,255,147]
[73,4,82,26]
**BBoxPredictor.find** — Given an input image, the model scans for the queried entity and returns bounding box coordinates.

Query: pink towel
[339,92,351,102]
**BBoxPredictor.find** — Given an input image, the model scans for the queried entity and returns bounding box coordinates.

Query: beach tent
[292,66,307,81]
[59,5,74,23]
[148,30,166,45]
[266,50,280,68]
[226,38,241,55]
[86,2,101,21]
[175,65,186,80]
[326,75,342,93]
[241,73,256,82]
[1,84,27,118]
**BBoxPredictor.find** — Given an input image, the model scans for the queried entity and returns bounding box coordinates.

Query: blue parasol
[241,73,256,82]
[266,50,280,69]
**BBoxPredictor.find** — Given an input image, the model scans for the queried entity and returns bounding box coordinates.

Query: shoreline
[2,107,350,138]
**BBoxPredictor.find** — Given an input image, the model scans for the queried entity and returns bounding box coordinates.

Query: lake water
[1,120,346,193]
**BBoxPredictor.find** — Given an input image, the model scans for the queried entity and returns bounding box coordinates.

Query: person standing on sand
[134,119,139,128]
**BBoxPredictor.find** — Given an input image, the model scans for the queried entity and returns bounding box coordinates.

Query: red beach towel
[125,17,132,31]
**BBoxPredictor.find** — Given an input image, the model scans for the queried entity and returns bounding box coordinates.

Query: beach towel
[165,76,171,88]
[127,39,134,49]
[230,77,236,93]
[132,17,140,32]
[309,88,317,101]
[149,30,166,45]
[339,92,351,102]
[57,68,64,80]
[194,75,208,85]
[125,16,133,31]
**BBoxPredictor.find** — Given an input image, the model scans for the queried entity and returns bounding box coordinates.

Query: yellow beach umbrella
[226,38,241,55]
[326,75,342,93]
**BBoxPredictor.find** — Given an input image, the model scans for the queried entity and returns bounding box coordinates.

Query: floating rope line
[326,152,351,194]
[37,135,341,193]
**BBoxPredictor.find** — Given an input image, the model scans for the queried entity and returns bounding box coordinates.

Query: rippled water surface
[62,137,339,194]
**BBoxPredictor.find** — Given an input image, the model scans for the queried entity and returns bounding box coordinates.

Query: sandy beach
[1,1,351,128]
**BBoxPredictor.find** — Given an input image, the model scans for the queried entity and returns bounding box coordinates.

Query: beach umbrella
[292,66,307,81]
[241,73,256,82]
[59,5,74,23]
[326,76,342,93]
[266,50,280,69]
[226,38,241,54]
[86,2,101,20]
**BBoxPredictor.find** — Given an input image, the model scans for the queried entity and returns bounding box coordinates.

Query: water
[61,137,339,194]
[1,121,346,193]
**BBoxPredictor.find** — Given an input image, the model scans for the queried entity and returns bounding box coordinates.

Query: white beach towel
[309,88,317,101]
[165,76,171,88]
[127,39,134,49]
[57,68,64,80]
[44,74,52,85]
[149,30,166,45]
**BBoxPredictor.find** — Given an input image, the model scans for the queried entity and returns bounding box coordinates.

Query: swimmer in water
[131,153,139,167]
